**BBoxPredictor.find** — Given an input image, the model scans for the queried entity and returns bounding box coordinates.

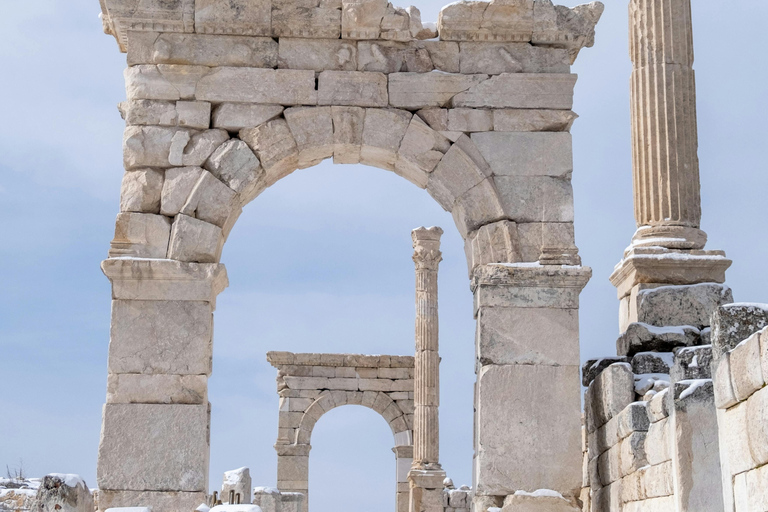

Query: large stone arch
[95,0,602,510]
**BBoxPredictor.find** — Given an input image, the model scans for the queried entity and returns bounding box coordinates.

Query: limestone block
[284,107,334,169]
[341,0,387,39]
[161,166,204,216]
[464,220,520,275]
[176,101,212,129]
[97,403,209,491]
[472,265,590,311]
[645,418,671,465]
[617,322,700,357]
[240,119,299,186]
[474,364,582,496]
[388,73,489,109]
[671,345,713,382]
[437,0,534,42]
[357,41,431,73]
[277,456,309,483]
[446,109,493,132]
[121,100,210,129]
[494,176,574,223]
[317,71,388,107]
[493,108,577,132]
[450,178,503,237]
[711,304,768,361]
[500,493,579,512]
[581,357,628,387]
[379,4,411,41]
[585,363,634,433]
[272,0,342,39]
[167,214,224,263]
[516,222,575,263]
[107,374,208,404]
[472,132,571,179]
[648,388,669,422]
[221,467,252,504]
[123,126,195,169]
[416,108,449,131]
[331,106,365,164]
[588,401,649,461]
[619,432,648,477]
[279,38,356,71]
[631,352,672,375]
[100,0,196,52]
[196,68,318,105]
[125,65,209,101]
[127,31,277,68]
[458,43,569,75]
[181,171,238,228]
[394,116,450,187]
[452,73,577,109]
[476,307,579,366]
[194,0,271,37]
[181,129,229,167]
[745,385,768,466]
[109,299,212,375]
[36,474,93,512]
[727,331,764,402]
[426,142,487,210]
[120,168,164,214]
[637,283,734,329]
[622,495,675,512]
[109,212,171,259]
[713,354,737,410]
[205,139,264,204]
[743,463,768,512]
[212,104,284,132]
[720,402,757,475]
[359,108,412,170]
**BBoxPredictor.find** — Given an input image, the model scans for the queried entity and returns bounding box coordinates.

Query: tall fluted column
[408,227,445,512]
[629,0,706,249]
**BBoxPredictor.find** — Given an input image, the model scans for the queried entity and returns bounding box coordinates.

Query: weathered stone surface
[729,331,765,402]
[331,106,365,164]
[100,0,196,52]
[195,0,271,37]
[109,299,212,375]
[713,353,737,410]
[446,108,493,132]
[472,132,571,177]
[271,0,341,39]
[36,475,93,512]
[635,283,733,329]
[317,71,388,107]
[221,467,252,504]
[97,404,209,491]
[720,401,757,475]
[475,364,582,496]
[500,493,579,512]
[416,108,449,131]
[127,31,278,68]
[744,385,768,467]
[284,107,334,168]
[279,38,357,71]
[516,222,575,262]
[464,220,520,275]
[121,100,211,129]
[494,175,573,223]
[437,0,535,43]
[357,41,433,73]
[196,68,318,105]
[240,119,299,186]
[388,73,488,109]
[711,303,768,361]
[123,126,196,169]
[427,139,488,210]
[585,363,634,432]
[107,374,208,404]
[125,65,210,101]
[617,322,700,357]
[360,108,412,170]
[493,108,577,132]
[589,401,649,460]
[96,490,207,512]
[167,214,223,263]
[180,129,229,167]
[120,168,164,214]
[671,345,713,382]
[394,116,450,187]
[212,104,284,132]
[631,351,673,375]
[161,166,204,216]
[476,306,579,366]
[341,0,387,39]
[204,139,264,203]
[180,171,238,228]
[452,73,577,109]
[648,388,669,422]
[581,356,628,387]
[109,212,171,259]
[459,43,569,75]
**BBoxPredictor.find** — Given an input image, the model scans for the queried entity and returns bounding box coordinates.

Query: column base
[408,468,447,512]
[631,225,707,250]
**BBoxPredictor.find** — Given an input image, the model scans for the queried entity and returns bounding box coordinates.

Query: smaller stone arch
[267,352,415,512]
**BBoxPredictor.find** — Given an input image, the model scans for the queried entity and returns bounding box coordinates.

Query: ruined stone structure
[57,0,768,512]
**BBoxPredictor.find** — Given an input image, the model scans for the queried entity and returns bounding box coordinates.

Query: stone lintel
[408,468,447,490]
[610,247,732,299]
[102,258,228,302]
[275,444,311,457]
[266,352,414,369]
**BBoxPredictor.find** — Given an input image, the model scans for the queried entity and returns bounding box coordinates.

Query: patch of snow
[105,508,151,512]
[423,21,437,30]
[635,351,675,367]
[48,474,86,489]
[223,468,248,486]
[496,262,543,268]
[209,506,262,512]
[634,373,670,395]
[679,379,711,400]
[690,355,699,368]
[488,508,502,512]
[634,322,699,336]
[196,505,211,512]
[513,489,566,500]
[252,487,279,495]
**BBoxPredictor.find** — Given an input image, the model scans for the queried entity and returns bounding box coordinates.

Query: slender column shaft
[411,227,443,468]
[629,0,706,249]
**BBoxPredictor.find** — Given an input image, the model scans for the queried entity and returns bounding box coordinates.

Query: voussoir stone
[120,168,164,214]
[204,139,265,203]
[331,106,366,164]
[180,129,229,167]
[395,116,450,188]
[180,171,239,228]
[284,106,335,169]
[168,214,224,263]
[240,118,299,186]
[360,108,412,170]
[162,166,205,216]
[109,212,171,259]
[318,71,388,107]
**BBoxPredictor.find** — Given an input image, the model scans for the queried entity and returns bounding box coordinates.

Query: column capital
[101,258,229,303]
[412,227,443,271]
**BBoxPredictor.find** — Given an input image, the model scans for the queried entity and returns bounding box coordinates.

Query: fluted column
[629,0,706,249]
[409,227,445,512]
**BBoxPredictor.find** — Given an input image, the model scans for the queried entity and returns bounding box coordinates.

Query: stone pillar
[628,0,704,250]
[275,445,310,512]
[472,264,591,509]
[408,227,446,512]
[96,259,228,512]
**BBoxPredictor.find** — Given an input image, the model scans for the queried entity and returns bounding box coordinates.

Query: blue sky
[1,1,766,511]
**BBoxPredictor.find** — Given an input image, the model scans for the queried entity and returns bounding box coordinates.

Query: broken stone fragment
[395,116,450,187]
[239,119,300,187]
[581,356,628,387]
[221,467,252,504]
[36,474,93,512]
[181,129,229,167]
[195,0,272,37]
[532,0,605,63]
[631,351,673,375]
[617,322,700,357]
[162,166,205,217]
[120,168,164,214]
[180,170,239,228]
[204,139,265,204]
[711,303,768,360]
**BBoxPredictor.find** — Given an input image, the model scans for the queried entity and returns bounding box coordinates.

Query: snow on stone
[223,467,248,486]
[105,508,152,512]
[196,505,211,512]
[513,489,566,499]
[47,474,86,489]
[679,379,712,400]
[209,505,262,512]
[634,373,670,396]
